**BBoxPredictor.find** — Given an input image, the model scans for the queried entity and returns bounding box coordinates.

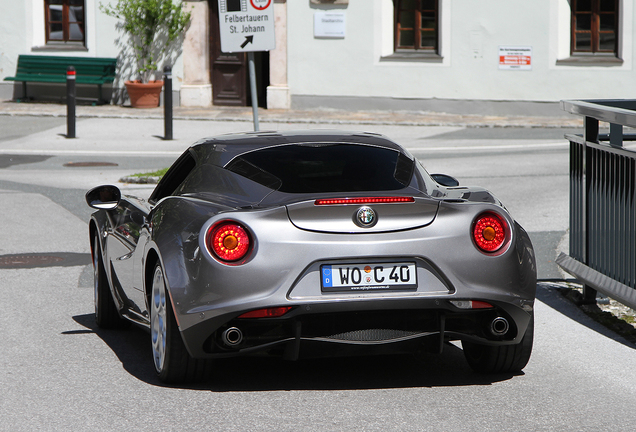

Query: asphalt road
[1,116,635,431]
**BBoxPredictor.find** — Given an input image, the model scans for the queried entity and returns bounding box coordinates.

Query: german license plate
[321,262,417,292]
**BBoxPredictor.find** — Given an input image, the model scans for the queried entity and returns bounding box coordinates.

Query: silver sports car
[87,130,536,383]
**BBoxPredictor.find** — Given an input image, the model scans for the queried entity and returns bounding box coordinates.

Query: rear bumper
[180,298,533,359]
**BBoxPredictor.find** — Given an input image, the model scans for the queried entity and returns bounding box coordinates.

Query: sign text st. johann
[218,0,276,53]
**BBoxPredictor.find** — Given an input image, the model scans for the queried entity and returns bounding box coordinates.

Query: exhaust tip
[222,327,243,346]
[490,317,509,336]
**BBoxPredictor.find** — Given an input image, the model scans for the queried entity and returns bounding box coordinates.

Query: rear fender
[146,197,232,323]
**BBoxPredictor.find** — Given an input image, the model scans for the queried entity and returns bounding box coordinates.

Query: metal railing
[557,99,636,310]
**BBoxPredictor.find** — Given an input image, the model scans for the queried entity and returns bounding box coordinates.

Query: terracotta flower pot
[125,80,164,108]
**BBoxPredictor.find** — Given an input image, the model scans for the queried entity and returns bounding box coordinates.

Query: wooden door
[209,0,247,106]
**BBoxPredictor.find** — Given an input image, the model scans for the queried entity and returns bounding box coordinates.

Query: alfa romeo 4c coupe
[86,130,536,383]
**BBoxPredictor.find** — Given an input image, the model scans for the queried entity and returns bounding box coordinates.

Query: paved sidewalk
[0,100,583,128]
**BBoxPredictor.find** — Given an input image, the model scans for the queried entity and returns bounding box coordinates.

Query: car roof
[189,130,408,167]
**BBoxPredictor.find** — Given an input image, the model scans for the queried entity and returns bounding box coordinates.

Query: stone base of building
[266,85,291,110]
[291,95,570,118]
[180,84,212,107]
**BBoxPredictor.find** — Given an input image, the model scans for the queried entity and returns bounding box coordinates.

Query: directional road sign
[218,0,276,53]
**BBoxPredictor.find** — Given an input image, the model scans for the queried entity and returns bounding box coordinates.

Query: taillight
[238,307,292,319]
[207,221,251,263]
[473,212,507,253]
[450,300,494,309]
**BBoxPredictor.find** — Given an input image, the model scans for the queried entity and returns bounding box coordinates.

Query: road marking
[0,149,182,157]
[408,142,570,151]
[0,142,568,156]
[1,141,634,156]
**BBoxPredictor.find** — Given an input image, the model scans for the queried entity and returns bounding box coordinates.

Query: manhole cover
[0,253,91,269]
[64,162,119,167]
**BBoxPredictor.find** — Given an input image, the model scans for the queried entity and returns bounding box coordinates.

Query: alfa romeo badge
[356,206,376,227]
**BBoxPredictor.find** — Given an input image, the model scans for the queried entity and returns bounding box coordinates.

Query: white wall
[3,0,633,106]
[1,0,186,94]
[287,0,635,105]
[0,2,28,82]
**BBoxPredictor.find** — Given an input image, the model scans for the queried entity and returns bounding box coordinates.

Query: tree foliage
[100,0,191,83]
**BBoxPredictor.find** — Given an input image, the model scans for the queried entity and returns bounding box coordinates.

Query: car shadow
[68,313,158,383]
[70,313,519,391]
[536,281,636,350]
[202,351,519,392]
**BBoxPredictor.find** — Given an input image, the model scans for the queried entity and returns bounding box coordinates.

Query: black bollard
[66,66,76,138]
[163,66,173,140]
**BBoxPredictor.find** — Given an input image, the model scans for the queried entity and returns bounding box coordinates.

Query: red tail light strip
[450,300,495,309]
[314,197,415,206]
[238,307,292,319]
[471,300,495,309]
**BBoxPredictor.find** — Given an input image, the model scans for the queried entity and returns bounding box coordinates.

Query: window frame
[570,0,619,56]
[44,0,86,46]
[394,0,439,54]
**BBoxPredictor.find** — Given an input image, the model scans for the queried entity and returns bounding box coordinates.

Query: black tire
[93,236,129,329]
[150,263,212,384]
[462,312,534,374]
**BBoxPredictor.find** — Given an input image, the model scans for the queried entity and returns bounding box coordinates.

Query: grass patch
[130,167,169,178]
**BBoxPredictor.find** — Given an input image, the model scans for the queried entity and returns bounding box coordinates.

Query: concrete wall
[0,0,186,103]
[287,0,635,109]
[3,0,633,110]
[0,1,28,100]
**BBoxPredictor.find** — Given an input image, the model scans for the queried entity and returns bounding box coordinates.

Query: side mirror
[431,174,460,187]
[86,185,121,210]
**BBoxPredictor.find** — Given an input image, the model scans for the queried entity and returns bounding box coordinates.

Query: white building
[1,0,632,114]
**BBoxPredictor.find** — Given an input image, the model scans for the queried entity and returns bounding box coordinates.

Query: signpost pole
[248,52,260,132]
[217,0,275,132]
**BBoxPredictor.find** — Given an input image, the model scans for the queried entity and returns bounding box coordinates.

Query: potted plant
[100,0,191,108]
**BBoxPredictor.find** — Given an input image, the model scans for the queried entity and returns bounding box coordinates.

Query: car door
[107,198,147,318]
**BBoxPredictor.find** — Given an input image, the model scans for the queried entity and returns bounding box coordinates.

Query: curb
[0,101,583,128]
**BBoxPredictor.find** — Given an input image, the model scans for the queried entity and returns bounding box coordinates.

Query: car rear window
[225,143,414,193]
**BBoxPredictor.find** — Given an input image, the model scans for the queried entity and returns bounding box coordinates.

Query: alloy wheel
[151,265,167,373]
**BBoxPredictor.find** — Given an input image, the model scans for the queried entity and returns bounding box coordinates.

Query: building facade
[1,0,633,112]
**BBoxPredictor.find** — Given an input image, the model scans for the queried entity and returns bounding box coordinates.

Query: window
[394,0,439,53]
[149,150,196,203]
[226,144,414,193]
[45,0,86,45]
[571,0,618,55]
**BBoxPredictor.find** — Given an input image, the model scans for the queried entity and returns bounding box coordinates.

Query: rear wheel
[150,263,211,384]
[93,236,128,329]
[462,312,534,374]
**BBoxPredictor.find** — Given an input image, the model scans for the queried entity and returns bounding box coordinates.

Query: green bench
[4,54,117,103]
